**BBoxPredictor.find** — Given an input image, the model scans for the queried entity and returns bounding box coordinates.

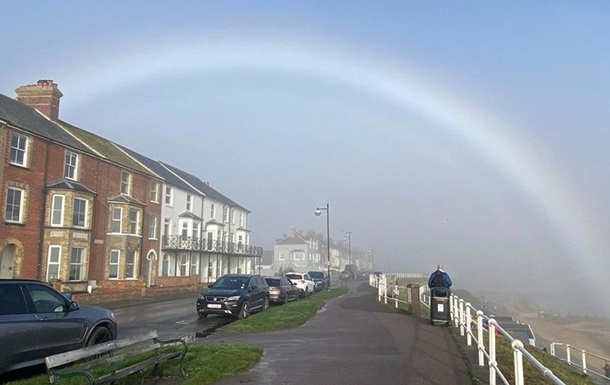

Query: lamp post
[314,203,331,289]
[343,232,352,266]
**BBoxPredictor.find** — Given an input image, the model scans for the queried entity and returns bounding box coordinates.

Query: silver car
[0,279,117,375]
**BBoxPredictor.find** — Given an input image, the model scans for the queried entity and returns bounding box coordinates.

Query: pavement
[197,281,475,385]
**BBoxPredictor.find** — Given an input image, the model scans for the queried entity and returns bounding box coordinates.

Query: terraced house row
[0,80,262,297]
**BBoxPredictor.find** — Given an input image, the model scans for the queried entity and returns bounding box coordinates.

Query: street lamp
[343,232,352,266]
[314,203,331,289]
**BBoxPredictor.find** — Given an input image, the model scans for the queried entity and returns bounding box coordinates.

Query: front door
[0,245,16,279]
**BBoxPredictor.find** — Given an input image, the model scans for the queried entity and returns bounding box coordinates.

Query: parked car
[307,271,327,292]
[264,276,299,304]
[197,274,270,319]
[0,279,118,376]
[285,272,316,297]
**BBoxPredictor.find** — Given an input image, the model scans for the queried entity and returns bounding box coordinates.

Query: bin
[430,287,451,326]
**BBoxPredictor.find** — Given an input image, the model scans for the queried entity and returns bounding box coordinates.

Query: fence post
[477,311,484,366]
[453,296,459,327]
[582,350,587,374]
[466,303,472,346]
[489,319,497,385]
[512,340,525,385]
[459,299,465,336]
[566,344,571,366]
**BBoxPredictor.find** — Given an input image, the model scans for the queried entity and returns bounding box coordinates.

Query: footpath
[198,281,476,385]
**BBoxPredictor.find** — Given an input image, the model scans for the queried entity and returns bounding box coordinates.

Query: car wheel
[86,326,113,347]
[263,297,270,310]
[238,301,250,319]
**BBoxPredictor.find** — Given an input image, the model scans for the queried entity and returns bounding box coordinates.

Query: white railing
[550,342,610,382]
[371,274,567,385]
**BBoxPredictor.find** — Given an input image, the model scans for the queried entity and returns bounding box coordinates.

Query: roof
[178,211,203,221]
[0,94,91,153]
[107,194,146,206]
[46,179,97,195]
[117,145,199,194]
[57,120,158,178]
[276,233,308,245]
[160,162,250,213]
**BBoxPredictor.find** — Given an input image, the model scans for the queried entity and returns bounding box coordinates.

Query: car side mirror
[68,301,79,311]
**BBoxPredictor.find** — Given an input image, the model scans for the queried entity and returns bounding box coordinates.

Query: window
[148,216,157,239]
[161,254,170,276]
[9,132,28,166]
[192,223,199,239]
[165,186,173,206]
[231,210,235,224]
[125,250,136,279]
[223,207,228,223]
[178,254,188,276]
[73,198,87,227]
[64,151,78,180]
[181,221,188,239]
[109,250,120,279]
[190,256,199,276]
[164,218,171,237]
[46,246,61,281]
[120,171,130,195]
[5,187,24,223]
[240,213,244,227]
[51,195,64,226]
[111,207,122,233]
[128,209,139,235]
[186,194,192,212]
[150,181,159,203]
[210,203,215,219]
[69,247,85,281]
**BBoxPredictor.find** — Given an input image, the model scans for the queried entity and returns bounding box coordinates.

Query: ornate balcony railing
[161,235,263,257]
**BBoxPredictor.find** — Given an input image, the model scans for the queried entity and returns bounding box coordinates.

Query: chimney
[15,80,63,121]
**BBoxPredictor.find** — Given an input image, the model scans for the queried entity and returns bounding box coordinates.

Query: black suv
[307,271,327,292]
[0,279,117,375]
[197,274,270,319]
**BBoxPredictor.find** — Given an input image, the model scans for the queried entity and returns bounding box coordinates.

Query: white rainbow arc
[59,34,605,289]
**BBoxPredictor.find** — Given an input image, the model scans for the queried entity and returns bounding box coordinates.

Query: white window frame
[9,132,28,167]
[128,208,139,235]
[69,247,85,281]
[161,254,170,276]
[192,223,200,239]
[150,181,159,203]
[125,250,137,279]
[223,207,228,223]
[72,197,88,228]
[64,151,78,180]
[186,194,192,212]
[165,186,173,206]
[4,187,25,223]
[190,256,199,276]
[240,213,244,227]
[51,195,65,226]
[111,207,122,233]
[46,246,62,281]
[148,216,157,240]
[109,250,120,279]
[210,203,215,219]
[120,170,131,195]
[178,254,188,276]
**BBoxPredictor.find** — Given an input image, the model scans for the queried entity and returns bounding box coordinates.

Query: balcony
[161,235,263,257]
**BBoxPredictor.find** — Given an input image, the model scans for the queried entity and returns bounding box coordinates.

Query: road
[107,295,233,341]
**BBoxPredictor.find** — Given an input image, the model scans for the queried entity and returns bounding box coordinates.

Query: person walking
[428,264,452,290]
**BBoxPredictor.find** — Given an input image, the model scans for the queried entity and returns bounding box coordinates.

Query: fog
[2,2,609,317]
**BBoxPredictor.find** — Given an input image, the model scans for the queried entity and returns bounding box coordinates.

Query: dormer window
[64,151,78,180]
[120,171,131,195]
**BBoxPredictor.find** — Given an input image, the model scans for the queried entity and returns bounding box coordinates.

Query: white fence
[372,274,568,385]
[550,342,610,383]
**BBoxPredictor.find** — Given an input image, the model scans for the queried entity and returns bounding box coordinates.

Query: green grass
[221,287,349,332]
[3,344,262,385]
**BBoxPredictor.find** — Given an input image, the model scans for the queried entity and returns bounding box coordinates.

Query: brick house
[0,80,163,296]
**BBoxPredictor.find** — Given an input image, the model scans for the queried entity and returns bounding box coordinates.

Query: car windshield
[265,278,280,286]
[308,272,324,279]
[285,274,301,280]
[212,276,248,289]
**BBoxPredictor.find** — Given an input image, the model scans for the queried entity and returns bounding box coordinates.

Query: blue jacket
[428,270,452,288]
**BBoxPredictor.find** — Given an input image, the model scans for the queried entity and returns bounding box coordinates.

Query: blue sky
[2,1,609,315]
